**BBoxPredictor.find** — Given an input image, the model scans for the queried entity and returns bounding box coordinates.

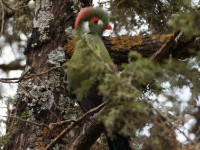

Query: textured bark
[4,0,80,150]
[65,33,200,64]
[69,122,104,150]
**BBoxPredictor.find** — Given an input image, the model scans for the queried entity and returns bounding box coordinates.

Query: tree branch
[64,33,200,63]
[3,115,49,129]
[0,66,60,83]
[151,31,197,61]
[69,122,104,150]
[45,101,107,150]
[0,60,25,72]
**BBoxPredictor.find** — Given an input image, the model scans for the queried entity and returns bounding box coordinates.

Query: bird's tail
[106,133,131,150]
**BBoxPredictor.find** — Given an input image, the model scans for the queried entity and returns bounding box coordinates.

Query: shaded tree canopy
[0,0,200,150]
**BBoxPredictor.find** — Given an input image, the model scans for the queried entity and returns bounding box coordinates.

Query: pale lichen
[65,26,73,35]
[33,0,54,41]
[31,43,38,48]
[28,134,37,148]
[47,47,66,66]
[13,44,77,149]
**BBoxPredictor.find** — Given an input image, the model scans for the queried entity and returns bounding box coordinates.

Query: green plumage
[62,7,131,150]
[62,7,116,102]
[63,33,115,101]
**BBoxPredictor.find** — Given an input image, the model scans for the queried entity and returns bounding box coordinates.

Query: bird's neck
[73,29,102,41]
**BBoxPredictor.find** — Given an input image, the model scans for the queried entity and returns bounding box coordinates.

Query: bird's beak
[104,25,112,30]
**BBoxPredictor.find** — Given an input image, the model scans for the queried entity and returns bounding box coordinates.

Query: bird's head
[74,7,112,36]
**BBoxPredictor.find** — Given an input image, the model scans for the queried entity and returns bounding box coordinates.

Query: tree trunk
[4,0,84,149]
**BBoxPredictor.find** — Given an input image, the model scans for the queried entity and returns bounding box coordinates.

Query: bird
[62,7,131,150]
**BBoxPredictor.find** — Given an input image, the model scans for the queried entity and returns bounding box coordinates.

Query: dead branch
[151,31,197,61]
[0,60,25,72]
[3,115,49,129]
[45,101,107,150]
[151,31,181,60]
[0,66,61,83]
[146,100,196,144]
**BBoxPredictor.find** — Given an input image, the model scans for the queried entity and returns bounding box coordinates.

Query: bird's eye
[90,17,100,25]
[97,20,103,26]
[93,20,98,24]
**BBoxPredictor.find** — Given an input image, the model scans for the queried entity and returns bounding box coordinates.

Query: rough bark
[4,0,80,149]
[69,122,104,150]
[65,33,200,64]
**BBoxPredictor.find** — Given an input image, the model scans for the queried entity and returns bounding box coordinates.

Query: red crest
[74,7,93,29]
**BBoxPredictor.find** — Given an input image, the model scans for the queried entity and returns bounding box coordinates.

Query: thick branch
[151,31,198,61]
[69,122,104,150]
[45,102,107,150]
[64,33,200,63]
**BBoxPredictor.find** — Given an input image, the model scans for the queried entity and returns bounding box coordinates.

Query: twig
[1,0,14,11]
[49,119,76,127]
[0,66,61,83]
[0,79,19,83]
[151,30,197,61]
[176,127,194,143]
[45,101,108,150]
[19,66,61,82]
[18,66,32,82]
[0,0,5,36]
[27,66,61,78]
[0,77,19,81]
[150,31,179,60]
[2,115,49,129]
[146,99,196,144]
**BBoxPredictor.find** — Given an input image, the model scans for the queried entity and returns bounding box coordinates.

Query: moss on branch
[64,33,199,63]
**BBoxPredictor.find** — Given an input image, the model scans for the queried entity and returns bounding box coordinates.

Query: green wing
[62,34,116,99]
[84,34,117,71]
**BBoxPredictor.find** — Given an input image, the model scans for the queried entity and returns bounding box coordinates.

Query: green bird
[63,7,131,150]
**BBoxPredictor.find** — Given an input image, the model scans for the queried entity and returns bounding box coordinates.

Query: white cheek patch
[82,21,90,33]
[98,20,103,26]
